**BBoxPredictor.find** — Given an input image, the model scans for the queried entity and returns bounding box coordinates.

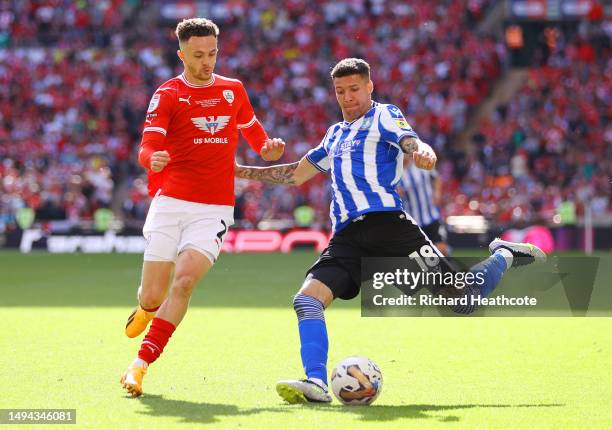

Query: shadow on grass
[136,394,285,424]
[136,394,564,424]
[323,403,565,422]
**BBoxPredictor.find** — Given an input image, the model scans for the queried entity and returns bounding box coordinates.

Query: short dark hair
[175,18,219,45]
[330,58,371,80]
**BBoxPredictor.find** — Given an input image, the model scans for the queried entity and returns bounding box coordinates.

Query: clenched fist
[413,142,436,170]
[150,150,170,172]
[260,138,285,161]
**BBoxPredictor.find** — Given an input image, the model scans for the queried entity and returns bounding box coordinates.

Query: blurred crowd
[443,24,611,226]
[0,0,608,234]
[1,0,178,231]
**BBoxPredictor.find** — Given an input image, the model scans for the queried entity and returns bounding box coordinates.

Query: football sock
[495,247,514,268]
[471,250,510,297]
[452,251,509,314]
[138,317,176,365]
[293,294,328,386]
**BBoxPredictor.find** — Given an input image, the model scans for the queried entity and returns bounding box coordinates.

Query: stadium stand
[446,24,610,226]
[1,0,609,236]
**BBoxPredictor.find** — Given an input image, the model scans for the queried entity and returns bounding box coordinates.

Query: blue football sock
[451,251,508,314]
[293,294,328,386]
[469,251,508,297]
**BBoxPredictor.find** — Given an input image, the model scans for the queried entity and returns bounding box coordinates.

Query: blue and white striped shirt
[397,163,441,226]
[306,102,418,232]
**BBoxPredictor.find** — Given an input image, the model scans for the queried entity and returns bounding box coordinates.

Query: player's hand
[413,142,436,170]
[150,150,170,172]
[260,138,285,161]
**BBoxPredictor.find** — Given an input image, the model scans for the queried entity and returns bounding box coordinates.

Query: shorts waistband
[351,211,405,223]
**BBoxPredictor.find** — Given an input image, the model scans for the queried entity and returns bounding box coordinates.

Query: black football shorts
[306,211,454,300]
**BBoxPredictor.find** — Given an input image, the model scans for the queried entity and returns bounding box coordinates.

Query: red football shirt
[140,73,268,205]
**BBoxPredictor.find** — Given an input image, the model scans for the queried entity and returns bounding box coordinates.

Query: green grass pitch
[1,251,611,429]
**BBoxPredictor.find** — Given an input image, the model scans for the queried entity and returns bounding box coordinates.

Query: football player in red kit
[121,17,285,397]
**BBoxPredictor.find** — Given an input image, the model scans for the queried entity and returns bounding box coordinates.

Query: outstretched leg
[451,238,547,314]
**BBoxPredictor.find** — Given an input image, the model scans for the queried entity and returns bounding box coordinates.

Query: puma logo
[179,96,192,105]
[145,119,152,125]
[216,220,228,241]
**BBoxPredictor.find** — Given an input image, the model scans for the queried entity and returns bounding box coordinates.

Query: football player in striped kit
[397,157,450,255]
[236,58,545,404]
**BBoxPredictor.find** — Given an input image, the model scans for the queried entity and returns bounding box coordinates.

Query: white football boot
[276,379,332,404]
[489,238,547,267]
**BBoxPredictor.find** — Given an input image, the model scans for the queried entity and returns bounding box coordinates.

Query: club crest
[223,90,234,104]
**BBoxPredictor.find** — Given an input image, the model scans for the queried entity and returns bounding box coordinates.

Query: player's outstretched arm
[235,156,320,186]
[399,137,437,170]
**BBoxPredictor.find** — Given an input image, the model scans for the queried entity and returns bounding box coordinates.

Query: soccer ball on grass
[330,356,382,405]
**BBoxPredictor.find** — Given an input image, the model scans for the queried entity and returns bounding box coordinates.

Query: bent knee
[295,276,334,308]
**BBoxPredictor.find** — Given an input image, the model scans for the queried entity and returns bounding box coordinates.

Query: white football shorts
[142,194,234,264]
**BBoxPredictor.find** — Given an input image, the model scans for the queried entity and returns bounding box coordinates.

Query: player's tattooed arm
[234,162,299,185]
[399,137,420,155]
[399,136,437,170]
[235,156,321,186]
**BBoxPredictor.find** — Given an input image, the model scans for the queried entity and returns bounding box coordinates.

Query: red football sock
[138,317,176,364]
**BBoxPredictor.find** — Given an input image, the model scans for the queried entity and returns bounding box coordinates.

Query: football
[330,356,383,405]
